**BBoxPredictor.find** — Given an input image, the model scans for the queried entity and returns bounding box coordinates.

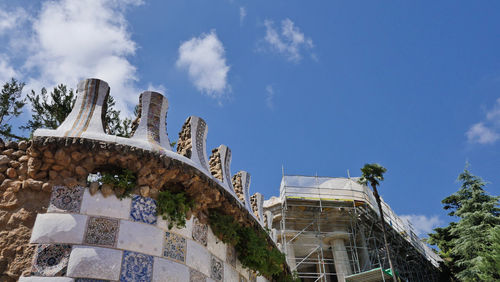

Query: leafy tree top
[358,163,387,188]
[0,78,26,139]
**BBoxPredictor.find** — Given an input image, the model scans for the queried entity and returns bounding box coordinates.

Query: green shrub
[208,209,292,279]
[100,168,136,199]
[157,190,194,229]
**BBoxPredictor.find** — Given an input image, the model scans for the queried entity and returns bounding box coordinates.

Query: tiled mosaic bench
[24,185,268,282]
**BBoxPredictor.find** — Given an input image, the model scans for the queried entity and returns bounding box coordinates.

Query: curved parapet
[18,78,289,281]
[208,145,235,196]
[34,78,113,142]
[177,116,209,172]
[232,171,252,212]
[125,91,172,152]
[250,193,265,226]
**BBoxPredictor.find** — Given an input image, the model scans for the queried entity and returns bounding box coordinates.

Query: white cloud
[239,7,246,25]
[400,214,443,237]
[467,122,500,144]
[0,0,145,115]
[467,98,500,144]
[176,30,230,99]
[0,7,28,35]
[262,18,314,62]
[0,55,18,82]
[265,85,274,109]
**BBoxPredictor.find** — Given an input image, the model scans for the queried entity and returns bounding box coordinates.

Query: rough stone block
[67,246,122,281]
[48,186,84,213]
[117,219,163,256]
[120,250,154,282]
[153,257,189,282]
[186,239,210,277]
[80,189,131,219]
[30,213,87,244]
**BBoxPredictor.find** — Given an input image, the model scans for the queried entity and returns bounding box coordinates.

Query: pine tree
[428,166,500,281]
[477,226,500,280]
[0,78,26,140]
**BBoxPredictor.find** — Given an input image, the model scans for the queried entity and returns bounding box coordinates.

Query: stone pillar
[325,232,352,282]
[285,240,296,271]
[358,225,371,271]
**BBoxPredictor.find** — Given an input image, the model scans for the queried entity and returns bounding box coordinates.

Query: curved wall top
[33,78,265,229]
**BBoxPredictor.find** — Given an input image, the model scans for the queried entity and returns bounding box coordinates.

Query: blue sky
[1,0,499,236]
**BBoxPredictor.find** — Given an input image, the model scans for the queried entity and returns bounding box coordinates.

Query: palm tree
[358,163,397,282]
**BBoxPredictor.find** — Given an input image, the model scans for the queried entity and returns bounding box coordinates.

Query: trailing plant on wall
[208,210,297,281]
[157,190,194,229]
[88,168,137,199]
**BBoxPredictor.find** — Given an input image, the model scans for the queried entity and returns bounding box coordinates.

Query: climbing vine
[208,210,298,281]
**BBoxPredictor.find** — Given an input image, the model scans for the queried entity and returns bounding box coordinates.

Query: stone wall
[0,140,52,282]
[1,78,281,281]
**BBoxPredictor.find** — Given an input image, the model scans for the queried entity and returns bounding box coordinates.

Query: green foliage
[477,226,500,281]
[208,210,292,279]
[21,84,75,134]
[103,95,136,137]
[0,78,26,140]
[428,166,500,281]
[358,163,387,187]
[100,168,137,199]
[208,212,240,245]
[157,190,194,229]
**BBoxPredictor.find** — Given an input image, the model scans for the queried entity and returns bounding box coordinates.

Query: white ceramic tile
[30,213,87,244]
[223,262,239,282]
[157,216,193,238]
[117,220,163,257]
[19,278,74,282]
[207,228,226,262]
[67,246,122,281]
[186,239,210,277]
[153,257,189,282]
[80,189,131,219]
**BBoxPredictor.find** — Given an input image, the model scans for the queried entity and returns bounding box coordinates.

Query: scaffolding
[265,175,442,282]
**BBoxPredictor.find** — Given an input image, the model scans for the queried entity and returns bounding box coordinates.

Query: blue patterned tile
[48,186,84,213]
[120,251,153,281]
[31,244,71,276]
[163,231,186,262]
[130,195,157,225]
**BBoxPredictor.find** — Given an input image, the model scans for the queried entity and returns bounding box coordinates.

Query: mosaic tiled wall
[23,186,269,282]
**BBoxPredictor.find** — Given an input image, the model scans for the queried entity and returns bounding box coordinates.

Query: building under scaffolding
[263,175,443,282]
